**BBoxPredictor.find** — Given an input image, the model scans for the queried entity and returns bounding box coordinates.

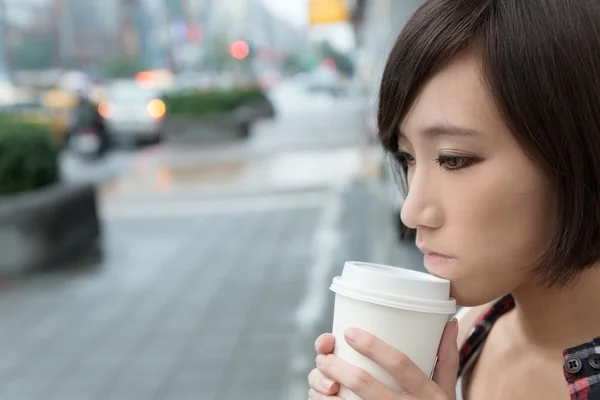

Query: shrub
[163,88,270,117]
[0,113,60,196]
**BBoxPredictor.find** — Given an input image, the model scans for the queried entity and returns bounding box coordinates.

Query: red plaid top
[458,295,600,399]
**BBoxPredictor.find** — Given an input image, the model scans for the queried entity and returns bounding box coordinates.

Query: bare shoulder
[454,302,496,347]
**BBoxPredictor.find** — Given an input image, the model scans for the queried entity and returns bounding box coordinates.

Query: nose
[400,168,444,230]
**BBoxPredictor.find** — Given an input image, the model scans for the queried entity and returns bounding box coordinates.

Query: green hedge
[0,113,60,196]
[163,88,270,117]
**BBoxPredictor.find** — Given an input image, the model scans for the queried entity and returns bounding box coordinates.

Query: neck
[511,267,600,351]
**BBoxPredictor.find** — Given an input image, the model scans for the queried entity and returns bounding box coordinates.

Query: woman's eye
[434,155,476,171]
[394,152,415,168]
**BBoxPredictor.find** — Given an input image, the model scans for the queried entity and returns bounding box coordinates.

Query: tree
[203,35,231,71]
[283,54,307,74]
[165,0,184,17]
[101,54,148,79]
[12,36,54,70]
[317,40,355,76]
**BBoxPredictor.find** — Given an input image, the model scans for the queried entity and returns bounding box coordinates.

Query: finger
[307,388,343,399]
[315,333,335,354]
[343,328,442,399]
[308,368,340,396]
[432,319,460,396]
[316,354,398,400]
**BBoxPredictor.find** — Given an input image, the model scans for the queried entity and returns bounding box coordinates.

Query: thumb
[431,319,460,397]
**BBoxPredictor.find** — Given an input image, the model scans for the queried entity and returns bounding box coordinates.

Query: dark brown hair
[378,0,600,288]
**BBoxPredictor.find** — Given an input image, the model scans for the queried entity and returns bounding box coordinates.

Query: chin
[423,269,479,307]
[450,282,510,308]
[423,258,458,281]
[425,262,510,307]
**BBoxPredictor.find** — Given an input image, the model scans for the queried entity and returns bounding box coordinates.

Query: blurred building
[209,0,309,64]
[1,0,58,70]
[0,2,10,79]
[351,0,420,91]
[349,0,421,136]
[2,0,53,30]
[163,0,212,70]
[55,0,122,66]
[140,0,170,69]
[1,0,163,71]
[150,0,307,71]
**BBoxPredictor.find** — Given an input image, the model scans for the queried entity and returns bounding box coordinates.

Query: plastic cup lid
[330,261,456,314]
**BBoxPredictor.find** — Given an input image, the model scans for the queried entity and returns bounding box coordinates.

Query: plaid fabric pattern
[458,295,600,399]
[457,294,514,376]
[563,338,600,400]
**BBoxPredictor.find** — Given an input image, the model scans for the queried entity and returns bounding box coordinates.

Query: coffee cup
[329,261,456,399]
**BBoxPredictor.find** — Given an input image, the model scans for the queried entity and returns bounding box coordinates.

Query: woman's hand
[308,333,340,397]
[307,320,459,399]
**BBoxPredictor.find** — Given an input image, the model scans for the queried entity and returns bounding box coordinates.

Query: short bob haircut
[378,0,600,288]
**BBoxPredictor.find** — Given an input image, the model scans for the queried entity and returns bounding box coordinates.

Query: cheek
[456,181,551,258]
[443,163,553,303]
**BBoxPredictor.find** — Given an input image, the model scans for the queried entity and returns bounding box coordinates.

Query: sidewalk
[0,190,326,400]
[0,173,418,400]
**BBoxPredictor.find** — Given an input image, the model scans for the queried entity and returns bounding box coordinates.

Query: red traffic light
[229,40,250,60]
[321,58,337,70]
[187,25,202,42]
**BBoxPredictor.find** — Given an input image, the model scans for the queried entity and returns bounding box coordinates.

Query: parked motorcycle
[68,94,110,159]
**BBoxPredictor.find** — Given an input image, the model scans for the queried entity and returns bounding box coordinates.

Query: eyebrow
[399,124,482,139]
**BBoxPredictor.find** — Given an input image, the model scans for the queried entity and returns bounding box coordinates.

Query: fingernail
[315,333,326,346]
[308,389,316,399]
[345,328,361,343]
[316,354,326,366]
[319,377,335,391]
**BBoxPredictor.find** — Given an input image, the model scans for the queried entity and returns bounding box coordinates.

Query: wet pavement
[0,81,422,400]
[0,202,322,400]
[60,148,143,185]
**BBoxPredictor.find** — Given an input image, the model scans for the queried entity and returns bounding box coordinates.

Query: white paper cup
[329,262,456,399]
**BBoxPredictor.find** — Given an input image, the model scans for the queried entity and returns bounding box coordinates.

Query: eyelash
[394,152,478,172]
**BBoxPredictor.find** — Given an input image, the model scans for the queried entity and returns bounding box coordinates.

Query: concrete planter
[232,99,276,122]
[165,114,243,140]
[164,99,275,142]
[0,183,101,275]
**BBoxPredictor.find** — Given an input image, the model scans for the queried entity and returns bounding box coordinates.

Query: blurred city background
[0,0,423,399]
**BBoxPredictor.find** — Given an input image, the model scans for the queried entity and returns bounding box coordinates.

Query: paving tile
[0,204,332,398]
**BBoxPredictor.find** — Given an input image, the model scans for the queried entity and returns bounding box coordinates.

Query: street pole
[51,0,65,68]
[0,0,11,80]
[165,4,175,71]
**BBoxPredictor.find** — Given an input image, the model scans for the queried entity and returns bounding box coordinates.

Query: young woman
[307,0,600,399]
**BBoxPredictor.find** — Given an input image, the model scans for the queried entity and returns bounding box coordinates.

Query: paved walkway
[0,177,421,400]
[0,190,324,400]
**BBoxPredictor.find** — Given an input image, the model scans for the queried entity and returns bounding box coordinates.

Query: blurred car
[1,100,71,147]
[99,80,166,144]
[42,89,79,146]
[257,69,282,89]
[303,68,348,97]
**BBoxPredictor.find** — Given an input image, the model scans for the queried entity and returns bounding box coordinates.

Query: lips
[424,253,456,265]
[417,244,456,267]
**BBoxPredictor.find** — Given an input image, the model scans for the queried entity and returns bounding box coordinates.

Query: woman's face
[399,55,555,306]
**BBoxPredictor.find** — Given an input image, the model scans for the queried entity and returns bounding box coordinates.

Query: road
[1,81,422,400]
[60,80,368,186]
